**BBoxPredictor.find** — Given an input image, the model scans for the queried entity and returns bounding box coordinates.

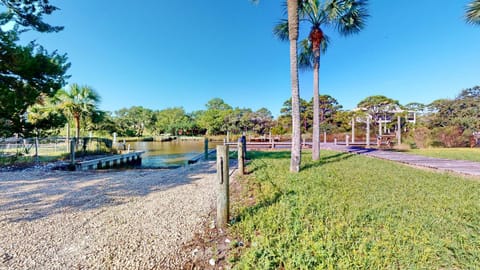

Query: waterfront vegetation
[229,150,480,269]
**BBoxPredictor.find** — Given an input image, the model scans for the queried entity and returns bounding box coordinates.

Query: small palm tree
[466,0,480,25]
[275,0,368,161]
[56,84,101,141]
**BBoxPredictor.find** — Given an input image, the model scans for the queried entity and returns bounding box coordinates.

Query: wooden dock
[224,141,312,150]
[75,151,145,171]
[187,149,216,164]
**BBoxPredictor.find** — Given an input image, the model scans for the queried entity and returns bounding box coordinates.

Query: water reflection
[130,140,218,168]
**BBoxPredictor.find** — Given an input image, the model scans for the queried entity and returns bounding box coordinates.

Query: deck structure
[75,151,145,171]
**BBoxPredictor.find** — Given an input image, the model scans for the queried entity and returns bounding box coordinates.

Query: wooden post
[66,123,70,153]
[216,145,229,227]
[70,139,75,165]
[397,115,401,145]
[241,135,247,160]
[346,135,349,146]
[351,118,355,143]
[366,116,371,147]
[237,140,244,176]
[324,131,327,144]
[34,137,39,163]
[204,137,209,160]
[378,118,382,136]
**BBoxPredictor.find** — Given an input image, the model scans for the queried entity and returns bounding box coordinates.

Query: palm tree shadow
[231,190,296,224]
[301,151,356,170]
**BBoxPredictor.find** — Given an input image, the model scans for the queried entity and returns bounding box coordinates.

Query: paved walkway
[321,143,480,177]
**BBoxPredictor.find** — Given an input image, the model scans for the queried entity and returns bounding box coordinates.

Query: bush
[411,127,431,148]
[432,126,468,147]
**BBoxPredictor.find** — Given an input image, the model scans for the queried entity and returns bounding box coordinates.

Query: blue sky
[23,0,480,116]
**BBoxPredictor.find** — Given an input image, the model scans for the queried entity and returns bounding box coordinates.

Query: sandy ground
[0,162,218,269]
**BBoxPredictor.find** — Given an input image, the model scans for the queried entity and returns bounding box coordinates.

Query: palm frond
[320,33,330,54]
[466,0,480,25]
[336,0,369,36]
[298,38,313,71]
[273,19,289,41]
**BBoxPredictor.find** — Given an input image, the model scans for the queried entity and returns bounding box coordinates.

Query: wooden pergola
[350,107,416,147]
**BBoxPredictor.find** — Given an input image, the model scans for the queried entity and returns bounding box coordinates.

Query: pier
[75,151,145,171]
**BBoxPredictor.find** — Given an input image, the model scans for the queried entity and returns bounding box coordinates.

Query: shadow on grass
[246,151,291,160]
[301,152,356,171]
[231,189,296,224]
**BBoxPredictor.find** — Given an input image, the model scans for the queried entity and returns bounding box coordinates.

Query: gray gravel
[0,161,217,269]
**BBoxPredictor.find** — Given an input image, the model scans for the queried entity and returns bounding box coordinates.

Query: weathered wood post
[237,139,244,176]
[204,137,209,160]
[378,118,382,136]
[366,116,371,147]
[66,123,70,153]
[70,138,76,165]
[216,145,229,227]
[34,137,39,163]
[397,115,401,145]
[351,118,355,143]
[324,131,327,144]
[241,134,247,160]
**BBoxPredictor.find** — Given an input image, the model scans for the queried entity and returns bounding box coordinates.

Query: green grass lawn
[405,148,480,162]
[229,150,480,269]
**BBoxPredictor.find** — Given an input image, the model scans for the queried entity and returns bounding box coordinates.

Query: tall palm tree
[275,0,368,161]
[55,84,101,141]
[466,0,480,25]
[287,0,302,172]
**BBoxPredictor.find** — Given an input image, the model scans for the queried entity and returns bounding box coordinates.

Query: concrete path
[321,143,480,177]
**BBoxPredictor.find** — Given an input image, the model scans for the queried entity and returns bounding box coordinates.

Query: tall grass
[230,151,480,269]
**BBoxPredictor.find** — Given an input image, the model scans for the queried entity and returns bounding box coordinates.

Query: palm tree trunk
[75,115,80,142]
[288,0,301,173]
[312,52,320,161]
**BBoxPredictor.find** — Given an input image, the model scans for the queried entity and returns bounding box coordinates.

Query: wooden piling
[216,145,229,227]
[237,140,244,176]
[204,137,209,160]
[70,139,75,165]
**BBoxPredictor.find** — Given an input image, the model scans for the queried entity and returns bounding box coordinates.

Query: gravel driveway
[0,161,218,269]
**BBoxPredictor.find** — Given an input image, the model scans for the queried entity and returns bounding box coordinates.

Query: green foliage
[55,84,101,139]
[418,86,480,147]
[155,107,193,135]
[26,94,67,137]
[231,150,480,269]
[279,96,343,133]
[466,0,480,25]
[114,106,155,137]
[196,98,232,135]
[0,0,69,137]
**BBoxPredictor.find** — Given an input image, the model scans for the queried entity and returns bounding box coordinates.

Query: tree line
[1,0,479,168]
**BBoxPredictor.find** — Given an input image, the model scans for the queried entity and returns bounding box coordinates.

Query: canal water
[130,140,219,168]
